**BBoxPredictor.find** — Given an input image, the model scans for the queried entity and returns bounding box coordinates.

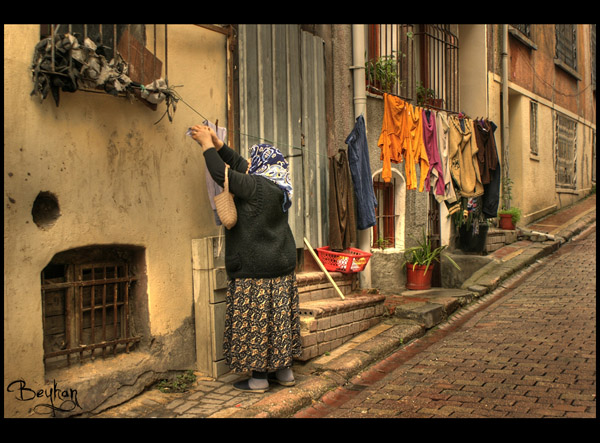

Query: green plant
[375,234,393,249]
[156,370,197,393]
[498,206,522,224]
[416,82,437,106]
[500,176,514,210]
[401,229,461,273]
[366,53,402,92]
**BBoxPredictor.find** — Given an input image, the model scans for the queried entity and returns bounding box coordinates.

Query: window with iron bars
[41,247,144,371]
[555,24,577,72]
[530,101,539,156]
[554,112,577,189]
[366,24,459,113]
[37,24,164,109]
[511,24,531,39]
[372,173,397,249]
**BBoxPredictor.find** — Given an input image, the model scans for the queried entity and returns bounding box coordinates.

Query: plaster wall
[4,24,227,416]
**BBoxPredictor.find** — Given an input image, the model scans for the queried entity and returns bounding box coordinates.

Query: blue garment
[345,115,377,230]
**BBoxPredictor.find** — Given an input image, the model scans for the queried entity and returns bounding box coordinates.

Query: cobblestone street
[296,227,596,418]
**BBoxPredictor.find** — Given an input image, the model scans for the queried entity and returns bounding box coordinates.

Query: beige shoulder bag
[214,164,237,229]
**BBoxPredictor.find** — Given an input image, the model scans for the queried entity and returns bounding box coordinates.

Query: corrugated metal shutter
[238,24,328,248]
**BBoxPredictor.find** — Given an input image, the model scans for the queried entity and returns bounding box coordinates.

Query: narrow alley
[295,226,596,418]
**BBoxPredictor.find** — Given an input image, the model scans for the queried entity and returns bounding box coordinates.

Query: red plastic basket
[315,247,372,274]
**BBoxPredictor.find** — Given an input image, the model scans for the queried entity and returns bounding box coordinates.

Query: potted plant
[365,53,401,93]
[497,207,521,230]
[401,230,461,290]
[497,176,521,230]
[453,197,490,253]
[416,82,444,108]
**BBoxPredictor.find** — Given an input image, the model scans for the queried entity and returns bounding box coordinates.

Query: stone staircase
[295,270,386,362]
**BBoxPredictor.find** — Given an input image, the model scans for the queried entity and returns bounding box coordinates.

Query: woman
[190,125,302,393]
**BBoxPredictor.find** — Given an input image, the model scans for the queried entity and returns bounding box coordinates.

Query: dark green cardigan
[203,144,296,279]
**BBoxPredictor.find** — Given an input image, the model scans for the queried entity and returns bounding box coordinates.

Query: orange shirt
[405,104,429,191]
[377,94,410,182]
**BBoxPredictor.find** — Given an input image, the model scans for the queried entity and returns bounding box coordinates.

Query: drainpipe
[501,24,510,209]
[351,24,372,289]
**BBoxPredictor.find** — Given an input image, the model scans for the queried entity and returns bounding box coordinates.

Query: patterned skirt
[223,272,303,373]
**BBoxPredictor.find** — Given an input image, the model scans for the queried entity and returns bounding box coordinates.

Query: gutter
[501,24,510,209]
[351,24,372,289]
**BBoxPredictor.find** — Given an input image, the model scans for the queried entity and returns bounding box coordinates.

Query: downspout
[501,24,510,209]
[351,24,372,289]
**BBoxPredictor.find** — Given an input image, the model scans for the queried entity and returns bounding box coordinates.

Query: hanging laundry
[377,93,410,183]
[346,115,377,230]
[473,119,501,218]
[448,115,484,198]
[406,104,429,192]
[473,119,499,185]
[422,109,444,199]
[31,33,132,107]
[435,110,460,215]
[328,150,357,251]
[203,119,228,226]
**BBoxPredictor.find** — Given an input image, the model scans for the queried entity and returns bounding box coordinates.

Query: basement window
[41,245,147,371]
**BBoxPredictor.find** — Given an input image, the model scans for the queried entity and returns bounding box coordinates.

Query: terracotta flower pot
[498,213,515,230]
[405,263,433,290]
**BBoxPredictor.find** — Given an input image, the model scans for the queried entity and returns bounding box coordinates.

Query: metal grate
[372,173,396,249]
[511,24,531,38]
[554,112,577,189]
[366,24,459,114]
[530,101,539,156]
[555,24,577,71]
[42,262,141,367]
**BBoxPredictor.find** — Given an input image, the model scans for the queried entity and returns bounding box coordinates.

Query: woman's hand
[189,125,224,151]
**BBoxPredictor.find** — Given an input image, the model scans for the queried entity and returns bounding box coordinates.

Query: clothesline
[172,88,331,160]
[366,85,466,117]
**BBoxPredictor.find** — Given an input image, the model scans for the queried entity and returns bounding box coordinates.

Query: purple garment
[422,109,445,197]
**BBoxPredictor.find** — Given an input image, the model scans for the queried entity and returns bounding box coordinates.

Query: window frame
[554,111,577,190]
[41,253,143,370]
[372,174,396,249]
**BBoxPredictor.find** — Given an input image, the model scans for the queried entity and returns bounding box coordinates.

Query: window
[555,24,577,72]
[372,174,396,248]
[366,24,459,113]
[41,246,145,371]
[366,24,415,100]
[511,24,531,39]
[35,24,165,109]
[554,112,577,189]
[592,24,596,91]
[530,101,539,156]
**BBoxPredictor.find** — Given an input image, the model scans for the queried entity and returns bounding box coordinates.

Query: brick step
[296,292,386,361]
[484,227,518,253]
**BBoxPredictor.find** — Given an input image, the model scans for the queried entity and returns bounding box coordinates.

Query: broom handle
[304,237,345,301]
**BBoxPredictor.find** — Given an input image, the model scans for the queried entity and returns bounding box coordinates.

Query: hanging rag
[346,115,377,230]
[377,93,410,183]
[448,116,484,198]
[202,120,228,225]
[31,32,133,107]
[422,109,445,199]
[406,104,429,192]
[435,110,460,215]
[474,119,501,218]
[328,150,357,251]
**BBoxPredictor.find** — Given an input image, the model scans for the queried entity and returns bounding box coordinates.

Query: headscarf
[248,143,293,212]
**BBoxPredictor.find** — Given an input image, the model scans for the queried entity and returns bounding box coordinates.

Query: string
[149,84,330,160]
